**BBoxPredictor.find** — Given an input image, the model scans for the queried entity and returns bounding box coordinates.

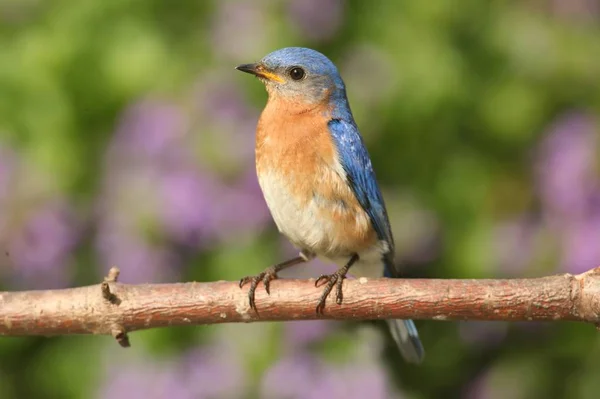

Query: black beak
[235,63,259,75]
[236,63,283,83]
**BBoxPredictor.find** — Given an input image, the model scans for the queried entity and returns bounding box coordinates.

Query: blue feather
[328,117,424,364]
[327,118,396,272]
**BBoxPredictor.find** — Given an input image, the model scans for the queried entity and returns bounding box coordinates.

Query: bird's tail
[386,318,425,364]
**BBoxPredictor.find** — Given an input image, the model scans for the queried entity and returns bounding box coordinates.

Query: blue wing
[329,119,424,364]
[327,118,396,274]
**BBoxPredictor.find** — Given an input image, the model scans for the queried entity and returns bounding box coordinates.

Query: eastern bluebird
[236,47,424,363]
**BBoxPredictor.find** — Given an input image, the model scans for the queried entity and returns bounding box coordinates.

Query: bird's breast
[255,102,379,257]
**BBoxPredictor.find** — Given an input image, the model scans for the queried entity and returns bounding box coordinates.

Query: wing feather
[327,118,396,273]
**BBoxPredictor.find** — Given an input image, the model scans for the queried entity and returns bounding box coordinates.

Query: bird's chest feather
[255,101,377,257]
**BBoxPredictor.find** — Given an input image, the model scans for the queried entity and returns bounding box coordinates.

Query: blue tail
[386,319,425,364]
[383,260,425,363]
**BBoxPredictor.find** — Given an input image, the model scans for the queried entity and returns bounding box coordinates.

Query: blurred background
[1,0,599,398]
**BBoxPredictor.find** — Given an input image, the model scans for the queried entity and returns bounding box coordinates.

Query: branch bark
[1,267,600,344]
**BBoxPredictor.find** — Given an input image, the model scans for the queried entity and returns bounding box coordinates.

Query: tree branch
[1,267,600,345]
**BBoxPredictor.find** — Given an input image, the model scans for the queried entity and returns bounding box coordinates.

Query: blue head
[236,47,347,106]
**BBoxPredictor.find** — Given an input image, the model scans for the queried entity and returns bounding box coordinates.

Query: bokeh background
[1,1,600,398]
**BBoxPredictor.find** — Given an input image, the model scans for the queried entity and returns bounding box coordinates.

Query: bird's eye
[289,67,305,81]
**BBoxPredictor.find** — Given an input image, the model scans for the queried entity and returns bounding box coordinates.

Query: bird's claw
[315,271,346,314]
[239,269,278,310]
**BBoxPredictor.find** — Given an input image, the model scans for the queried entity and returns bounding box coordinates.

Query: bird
[236,47,424,363]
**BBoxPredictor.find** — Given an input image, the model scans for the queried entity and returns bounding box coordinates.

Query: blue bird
[236,47,424,363]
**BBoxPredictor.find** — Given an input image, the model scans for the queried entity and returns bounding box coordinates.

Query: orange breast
[255,98,377,255]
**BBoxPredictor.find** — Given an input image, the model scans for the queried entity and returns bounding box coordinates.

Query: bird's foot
[239,255,307,311]
[314,269,347,314]
[239,266,280,310]
[314,254,358,314]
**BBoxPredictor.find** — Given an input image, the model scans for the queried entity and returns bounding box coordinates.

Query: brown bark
[1,267,600,345]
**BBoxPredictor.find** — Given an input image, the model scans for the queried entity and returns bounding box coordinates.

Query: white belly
[258,169,389,278]
[258,169,333,253]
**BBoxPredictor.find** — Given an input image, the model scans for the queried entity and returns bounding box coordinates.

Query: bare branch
[1,267,600,342]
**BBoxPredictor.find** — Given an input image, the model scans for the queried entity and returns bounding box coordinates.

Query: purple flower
[110,99,187,164]
[535,111,600,273]
[261,354,398,399]
[536,112,598,224]
[209,170,271,242]
[96,92,272,281]
[308,362,394,399]
[0,146,79,289]
[287,0,345,42]
[156,167,270,247]
[491,218,538,276]
[96,226,181,284]
[562,209,600,273]
[182,344,247,398]
[260,354,320,399]
[284,320,333,351]
[99,357,192,399]
[96,166,183,283]
[98,340,247,399]
[200,81,254,125]
[158,167,221,247]
[8,201,79,289]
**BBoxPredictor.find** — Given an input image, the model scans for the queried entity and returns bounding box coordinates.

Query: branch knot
[101,267,121,305]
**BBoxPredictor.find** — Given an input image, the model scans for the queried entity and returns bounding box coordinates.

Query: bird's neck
[265,95,324,116]
[258,96,332,140]
[263,88,353,120]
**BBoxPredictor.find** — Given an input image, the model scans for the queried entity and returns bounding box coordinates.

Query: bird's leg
[239,252,312,310]
[314,253,359,314]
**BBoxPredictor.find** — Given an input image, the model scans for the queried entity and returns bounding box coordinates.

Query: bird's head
[236,47,345,105]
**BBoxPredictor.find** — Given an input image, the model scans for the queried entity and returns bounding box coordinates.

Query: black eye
[289,67,305,81]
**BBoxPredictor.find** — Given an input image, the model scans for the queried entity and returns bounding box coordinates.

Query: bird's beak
[235,63,284,83]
